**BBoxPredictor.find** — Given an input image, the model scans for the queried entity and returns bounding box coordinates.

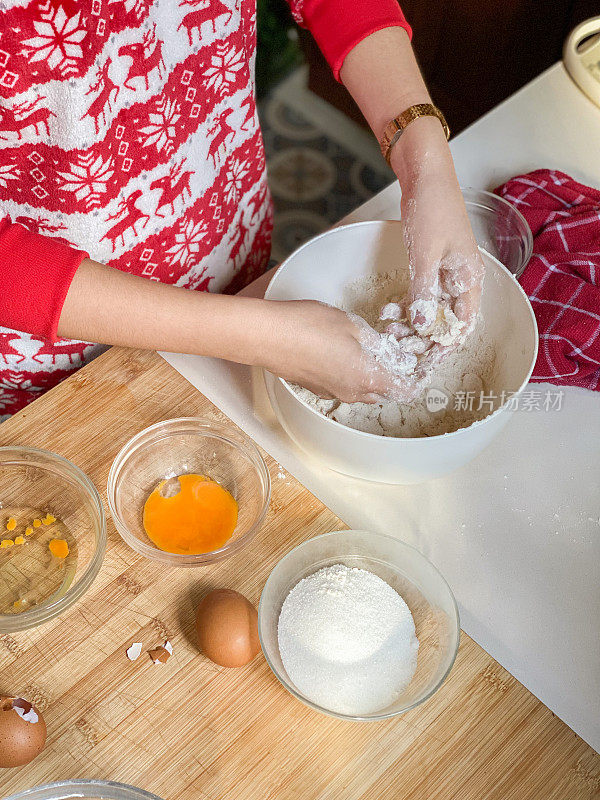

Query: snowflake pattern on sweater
[0,0,275,415]
[0,0,410,418]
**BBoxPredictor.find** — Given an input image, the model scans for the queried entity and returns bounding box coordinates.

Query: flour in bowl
[278,564,419,715]
[292,270,497,438]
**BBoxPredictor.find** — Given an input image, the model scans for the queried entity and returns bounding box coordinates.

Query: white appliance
[563,16,600,107]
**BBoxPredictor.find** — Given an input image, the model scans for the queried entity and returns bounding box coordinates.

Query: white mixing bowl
[264,220,538,484]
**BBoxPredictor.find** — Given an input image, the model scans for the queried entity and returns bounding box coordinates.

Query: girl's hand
[260,299,427,403]
[390,117,485,346]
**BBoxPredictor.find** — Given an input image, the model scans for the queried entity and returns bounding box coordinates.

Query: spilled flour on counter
[292,270,498,438]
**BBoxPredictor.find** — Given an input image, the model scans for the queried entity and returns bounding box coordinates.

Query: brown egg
[0,696,46,768]
[196,589,260,667]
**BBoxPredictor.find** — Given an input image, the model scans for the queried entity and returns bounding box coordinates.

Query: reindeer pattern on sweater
[0,0,277,415]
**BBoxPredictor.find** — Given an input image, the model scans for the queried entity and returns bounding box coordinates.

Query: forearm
[58,259,411,404]
[340,27,483,329]
[58,258,273,365]
[339,27,454,186]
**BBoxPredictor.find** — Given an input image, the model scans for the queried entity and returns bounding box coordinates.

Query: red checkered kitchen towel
[496,169,600,390]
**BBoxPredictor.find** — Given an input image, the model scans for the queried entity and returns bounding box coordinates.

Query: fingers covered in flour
[348,313,431,403]
[448,249,484,335]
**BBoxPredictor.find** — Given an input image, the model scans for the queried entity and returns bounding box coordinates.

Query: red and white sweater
[0,0,410,417]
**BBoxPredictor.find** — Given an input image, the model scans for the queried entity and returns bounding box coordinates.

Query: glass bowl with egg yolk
[107,418,271,566]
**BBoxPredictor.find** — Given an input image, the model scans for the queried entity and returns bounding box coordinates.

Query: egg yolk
[143,474,238,555]
[49,538,69,559]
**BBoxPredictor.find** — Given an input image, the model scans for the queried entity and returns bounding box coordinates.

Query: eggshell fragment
[148,642,171,664]
[196,589,260,668]
[0,696,46,768]
[12,701,38,724]
[126,642,143,661]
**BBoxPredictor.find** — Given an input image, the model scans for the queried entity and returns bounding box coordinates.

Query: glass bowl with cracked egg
[0,446,106,634]
[107,418,271,566]
[4,780,164,800]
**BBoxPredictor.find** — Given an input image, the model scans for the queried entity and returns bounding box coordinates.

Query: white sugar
[277,564,419,715]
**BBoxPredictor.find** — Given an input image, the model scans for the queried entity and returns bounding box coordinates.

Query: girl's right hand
[259,299,428,404]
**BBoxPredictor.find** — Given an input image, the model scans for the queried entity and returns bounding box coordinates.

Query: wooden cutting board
[0,347,598,800]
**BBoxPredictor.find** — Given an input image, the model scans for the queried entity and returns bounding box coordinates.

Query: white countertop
[163,63,600,751]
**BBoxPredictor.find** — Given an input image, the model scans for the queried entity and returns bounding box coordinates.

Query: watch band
[380,103,450,165]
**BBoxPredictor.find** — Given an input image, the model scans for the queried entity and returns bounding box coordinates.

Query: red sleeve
[288,0,412,81]
[0,216,88,342]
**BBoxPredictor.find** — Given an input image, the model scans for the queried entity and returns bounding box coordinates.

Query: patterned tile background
[258,71,394,263]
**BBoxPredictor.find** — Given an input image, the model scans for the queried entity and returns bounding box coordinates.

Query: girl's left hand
[390,116,485,350]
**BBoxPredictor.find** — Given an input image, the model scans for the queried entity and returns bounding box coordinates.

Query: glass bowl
[107,418,271,566]
[0,447,106,634]
[259,529,460,721]
[462,187,533,278]
[4,780,163,799]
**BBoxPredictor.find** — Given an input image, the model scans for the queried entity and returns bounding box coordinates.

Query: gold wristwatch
[380,103,450,165]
